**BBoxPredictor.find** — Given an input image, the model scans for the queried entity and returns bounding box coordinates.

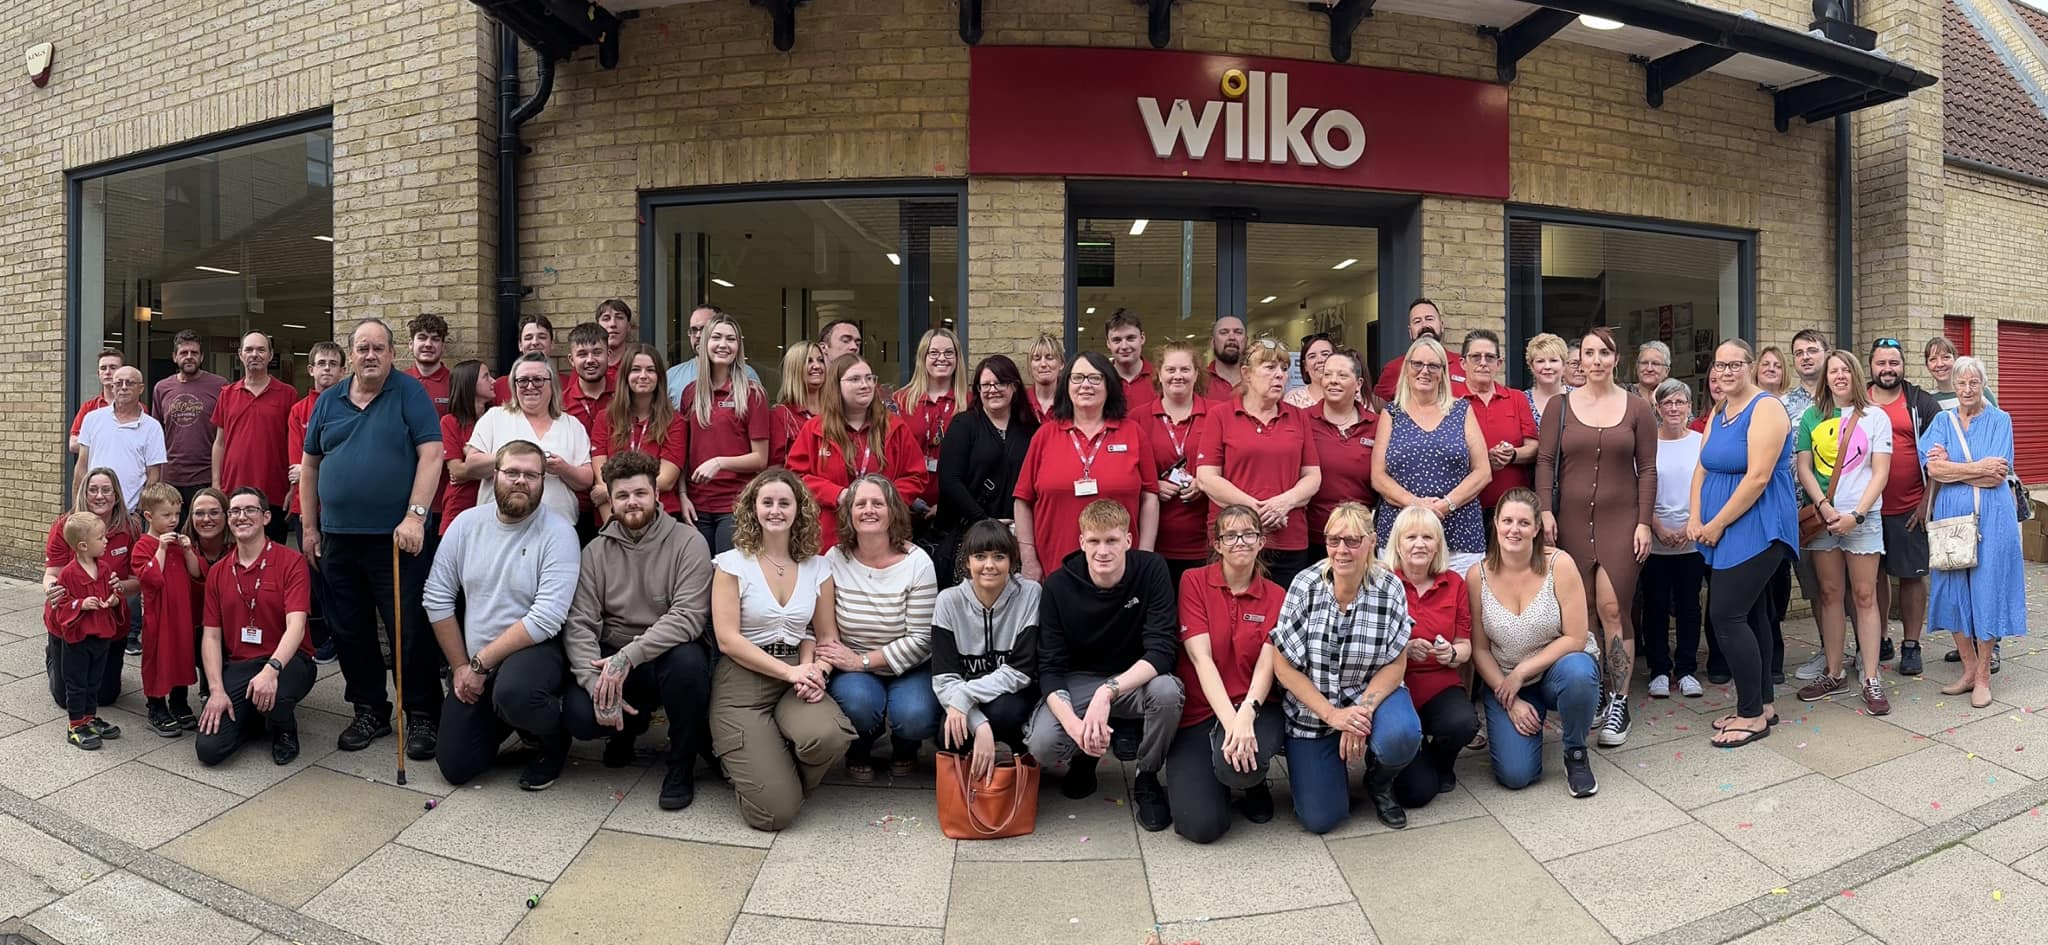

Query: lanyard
[1160,413,1192,462]
[627,416,651,453]
[232,541,274,619]
[921,396,953,448]
[1068,425,1108,480]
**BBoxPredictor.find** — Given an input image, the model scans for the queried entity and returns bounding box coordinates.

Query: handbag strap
[1941,410,1983,521]
[1819,407,1854,507]
[951,754,1031,836]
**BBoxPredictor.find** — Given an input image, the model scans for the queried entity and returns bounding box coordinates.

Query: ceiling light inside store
[1130,219,1149,236]
[711,278,735,288]
[1260,295,1278,304]
[886,253,901,265]
[282,323,307,330]
[1332,259,1357,270]
[312,235,334,243]
[1086,307,1096,315]
[1579,15,1624,29]
[194,265,240,275]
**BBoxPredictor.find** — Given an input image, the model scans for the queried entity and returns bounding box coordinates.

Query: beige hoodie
[561,512,713,691]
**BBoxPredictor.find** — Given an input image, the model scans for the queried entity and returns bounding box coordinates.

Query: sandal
[846,762,875,783]
[890,757,916,778]
[1710,721,1771,748]
[1712,712,1779,731]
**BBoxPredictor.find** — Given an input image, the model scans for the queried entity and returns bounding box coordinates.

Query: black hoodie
[1037,548,1178,699]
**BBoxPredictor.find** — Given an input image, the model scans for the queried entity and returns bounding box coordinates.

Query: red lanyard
[1068,426,1108,479]
[920,396,953,448]
[232,542,274,620]
[627,416,651,453]
[1160,413,1192,462]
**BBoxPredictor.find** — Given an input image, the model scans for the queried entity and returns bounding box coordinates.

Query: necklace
[760,553,791,577]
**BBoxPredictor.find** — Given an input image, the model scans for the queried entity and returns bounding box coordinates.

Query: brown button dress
[1533,390,1659,639]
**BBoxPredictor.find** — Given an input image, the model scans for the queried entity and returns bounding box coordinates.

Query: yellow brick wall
[1942,164,2048,383]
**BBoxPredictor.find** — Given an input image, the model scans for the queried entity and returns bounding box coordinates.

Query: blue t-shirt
[303,371,443,534]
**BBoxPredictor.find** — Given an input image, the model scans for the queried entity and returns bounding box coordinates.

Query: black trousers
[1162,701,1285,844]
[286,514,330,650]
[57,636,113,722]
[320,532,444,721]
[1263,548,1315,593]
[564,638,713,765]
[1391,687,1480,809]
[47,624,125,710]
[196,654,316,766]
[1709,543,1788,719]
[436,645,571,785]
[1766,556,1792,674]
[1640,552,1707,678]
[939,688,1038,757]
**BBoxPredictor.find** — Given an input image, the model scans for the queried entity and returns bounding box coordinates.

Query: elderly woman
[1372,337,1490,575]
[1166,505,1287,844]
[1271,502,1423,833]
[1525,332,1572,426]
[1197,337,1323,589]
[1383,505,1476,808]
[931,519,1041,779]
[467,352,593,525]
[1924,356,2027,708]
[817,475,940,781]
[1643,379,1707,699]
[1634,341,1672,402]
[1470,488,1600,796]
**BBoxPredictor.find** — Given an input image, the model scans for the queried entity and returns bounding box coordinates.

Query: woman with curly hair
[708,468,856,830]
[817,475,940,781]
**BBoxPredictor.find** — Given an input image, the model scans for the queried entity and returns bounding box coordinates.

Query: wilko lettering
[1137,70,1366,170]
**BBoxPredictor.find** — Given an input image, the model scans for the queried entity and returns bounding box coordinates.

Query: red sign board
[968,46,1510,200]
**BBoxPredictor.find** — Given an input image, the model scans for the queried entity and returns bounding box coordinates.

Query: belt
[760,641,801,658]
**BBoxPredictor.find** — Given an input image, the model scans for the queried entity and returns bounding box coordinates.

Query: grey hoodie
[561,512,713,691]
[930,577,1041,731]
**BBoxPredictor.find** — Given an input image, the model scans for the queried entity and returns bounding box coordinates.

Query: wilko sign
[969,46,1508,199]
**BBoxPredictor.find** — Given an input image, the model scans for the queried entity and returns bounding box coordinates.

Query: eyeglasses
[1327,535,1367,550]
[842,373,877,386]
[226,507,265,519]
[496,469,543,483]
[977,382,1008,392]
[1711,360,1752,373]
[1408,360,1445,374]
[1218,531,1262,546]
[1069,372,1107,387]
[513,377,550,388]
[929,351,956,361]
[1464,352,1501,364]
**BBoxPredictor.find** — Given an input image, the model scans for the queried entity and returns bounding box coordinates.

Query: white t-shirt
[468,407,592,524]
[78,406,167,509]
[1800,406,1894,516]
[1651,430,1703,556]
[714,549,830,648]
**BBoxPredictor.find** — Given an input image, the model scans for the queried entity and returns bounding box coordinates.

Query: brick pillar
[1420,196,1508,345]
[966,178,1068,358]
[1852,0,1945,359]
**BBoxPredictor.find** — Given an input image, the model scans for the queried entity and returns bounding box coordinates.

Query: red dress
[785,416,926,551]
[132,533,200,696]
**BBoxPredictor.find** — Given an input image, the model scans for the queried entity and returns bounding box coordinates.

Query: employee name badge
[926,457,939,472]
[240,626,264,645]
[1074,478,1099,497]
[1165,466,1192,489]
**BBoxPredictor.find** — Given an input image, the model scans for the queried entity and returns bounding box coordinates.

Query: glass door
[1071,216,1218,350]
[1244,222,1378,381]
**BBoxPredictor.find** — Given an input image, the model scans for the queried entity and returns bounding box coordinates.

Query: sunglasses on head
[1871,338,1902,351]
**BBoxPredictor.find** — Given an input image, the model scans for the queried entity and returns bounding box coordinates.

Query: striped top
[825,545,938,673]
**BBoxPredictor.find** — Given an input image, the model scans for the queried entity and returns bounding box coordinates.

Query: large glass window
[1508,215,1748,398]
[648,191,964,394]
[77,127,334,395]
[1072,218,1217,349]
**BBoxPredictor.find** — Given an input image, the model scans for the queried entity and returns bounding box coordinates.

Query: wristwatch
[264,658,284,672]
[1104,678,1123,698]
[469,655,491,676]
[407,504,429,519]
[1853,511,1867,525]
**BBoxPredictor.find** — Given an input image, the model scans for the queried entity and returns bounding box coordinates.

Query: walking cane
[391,537,407,785]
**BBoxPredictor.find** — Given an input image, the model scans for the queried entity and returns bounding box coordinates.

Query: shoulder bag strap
[1944,411,1982,522]
[1820,407,1851,509]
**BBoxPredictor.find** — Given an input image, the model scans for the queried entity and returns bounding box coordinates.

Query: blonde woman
[466,352,593,524]
[893,328,968,521]
[1382,505,1476,807]
[1792,350,1893,714]
[1024,330,1064,423]
[770,342,826,467]
[1371,337,1490,574]
[679,314,770,554]
[1757,346,1791,398]
[1524,332,1572,428]
[1195,337,1323,588]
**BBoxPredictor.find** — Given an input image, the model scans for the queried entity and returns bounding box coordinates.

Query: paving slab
[26,870,258,945]
[1839,744,2034,825]
[0,636,48,681]
[951,776,1141,862]
[1464,749,1689,861]
[1966,805,2048,864]
[2017,848,2048,887]
[1969,663,2048,711]
[1546,821,1784,941]
[1611,732,1813,809]
[159,766,424,908]
[304,844,533,945]
[0,708,168,798]
[1135,793,1351,921]
[135,707,347,797]
[0,814,108,921]
[314,736,463,797]
[602,767,777,850]
[395,759,628,882]
[1154,902,1379,945]
[503,830,762,945]
[1933,713,2048,780]
[741,785,955,928]
[1723,906,1867,945]
[1318,771,1492,841]
[1763,701,1927,778]
[0,675,64,726]
[1693,773,1923,879]
[946,859,1154,945]
[724,915,944,945]
[1329,816,1613,945]
[1827,845,2048,945]
[1860,683,2013,736]
[0,710,29,740]
[43,762,241,849]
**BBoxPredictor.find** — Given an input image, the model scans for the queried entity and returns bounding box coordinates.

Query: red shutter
[1945,316,1973,356]
[1996,320,2048,482]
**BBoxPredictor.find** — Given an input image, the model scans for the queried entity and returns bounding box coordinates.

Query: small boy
[133,483,202,735]
[45,512,125,749]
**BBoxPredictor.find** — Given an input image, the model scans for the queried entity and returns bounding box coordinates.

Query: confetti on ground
[870,814,905,829]
[1989,776,1999,785]
[1968,753,1978,760]
[611,789,626,802]
[1676,725,1690,732]
[1737,822,1753,829]
[1770,888,1789,895]
[423,799,438,810]
[1993,890,2004,901]
[1675,752,1684,760]
[1841,890,1856,898]
[1080,835,1090,843]
[1717,783,1733,792]
[1932,802,1942,810]
[1797,742,1808,749]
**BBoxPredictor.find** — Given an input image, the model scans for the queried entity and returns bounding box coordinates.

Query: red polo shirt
[1024,388,1055,424]
[1465,386,1539,509]
[70,394,108,438]
[46,515,135,580]
[679,379,770,515]
[202,542,314,662]
[1176,563,1287,727]
[769,404,814,468]
[406,364,452,417]
[591,409,692,515]
[1305,402,1378,545]
[786,414,926,551]
[1013,416,1157,576]
[1398,569,1470,708]
[1875,394,1925,512]
[893,389,959,508]
[438,414,481,530]
[1200,363,1240,404]
[212,378,298,507]
[1374,349,1468,404]
[286,389,321,515]
[1116,359,1160,415]
[46,561,122,645]
[561,379,613,515]
[1144,399,1212,562]
[1194,398,1321,552]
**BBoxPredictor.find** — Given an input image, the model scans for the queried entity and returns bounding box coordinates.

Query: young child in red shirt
[133,483,203,736]
[45,512,125,750]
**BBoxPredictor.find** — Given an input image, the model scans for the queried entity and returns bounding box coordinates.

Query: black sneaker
[1564,747,1598,798]
[1945,648,1963,663]
[1132,771,1171,832]
[1110,722,1140,763]
[272,729,300,766]
[337,708,392,751]
[520,740,569,792]
[87,717,122,740]
[312,639,338,665]
[1708,672,1733,685]
[1236,782,1275,824]
[1059,754,1100,800]
[1899,641,1923,677]
[1595,694,1631,748]
[172,698,199,731]
[124,637,142,657]
[603,734,637,768]
[658,759,696,811]
[67,724,101,751]
[404,714,437,761]
[147,704,183,738]
[1879,637,1896,662]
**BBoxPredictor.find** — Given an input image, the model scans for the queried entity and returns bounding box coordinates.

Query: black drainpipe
[496,23,557,370]
[1835,114,1854,349]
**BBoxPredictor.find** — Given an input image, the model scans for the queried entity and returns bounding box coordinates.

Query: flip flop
[1712,713,1779,731]
[1710,723,1771,748]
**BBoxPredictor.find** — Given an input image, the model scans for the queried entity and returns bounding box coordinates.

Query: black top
[1037,549,1178,698]
[937,408,1036,528]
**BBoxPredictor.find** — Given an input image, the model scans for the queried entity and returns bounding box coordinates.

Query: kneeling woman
[1469,488,1601,797]
[930,520,1042,778]
[1384,505,1478,807]
[817,475,941,781]
[1271,502,1424,832]
[1165,505,1287,844]
[709,469,856,830]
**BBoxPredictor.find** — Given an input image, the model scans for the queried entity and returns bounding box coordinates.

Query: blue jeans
[1286,687,1423,835]
[826,666,940,761]
[1481,650,1600,789]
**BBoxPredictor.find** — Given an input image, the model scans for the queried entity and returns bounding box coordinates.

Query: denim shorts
[1805,512,1883,555]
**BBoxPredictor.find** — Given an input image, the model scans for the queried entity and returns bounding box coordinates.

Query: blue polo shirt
[303,371,442,534]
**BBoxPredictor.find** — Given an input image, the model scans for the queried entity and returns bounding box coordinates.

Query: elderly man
[300,319,446,759]
[196,487,317,767]
[424,441,581,789]
[212,331,296,543]
[1373,298,1468,403]
[74,366,165,510]
[561,449,715,810]
[666,304,761,406]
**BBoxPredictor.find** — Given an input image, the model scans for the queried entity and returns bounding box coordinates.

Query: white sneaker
[1648,675,1671,699]
[1678,675,1704,698]
[1794,645,1855,681]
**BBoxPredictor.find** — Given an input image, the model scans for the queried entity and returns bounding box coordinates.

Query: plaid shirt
[1269,563,1415,739]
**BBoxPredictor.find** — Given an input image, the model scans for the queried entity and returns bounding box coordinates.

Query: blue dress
[1696,392,1798,569]
[1376,400,1485,555]
[1923,407,2028,641]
